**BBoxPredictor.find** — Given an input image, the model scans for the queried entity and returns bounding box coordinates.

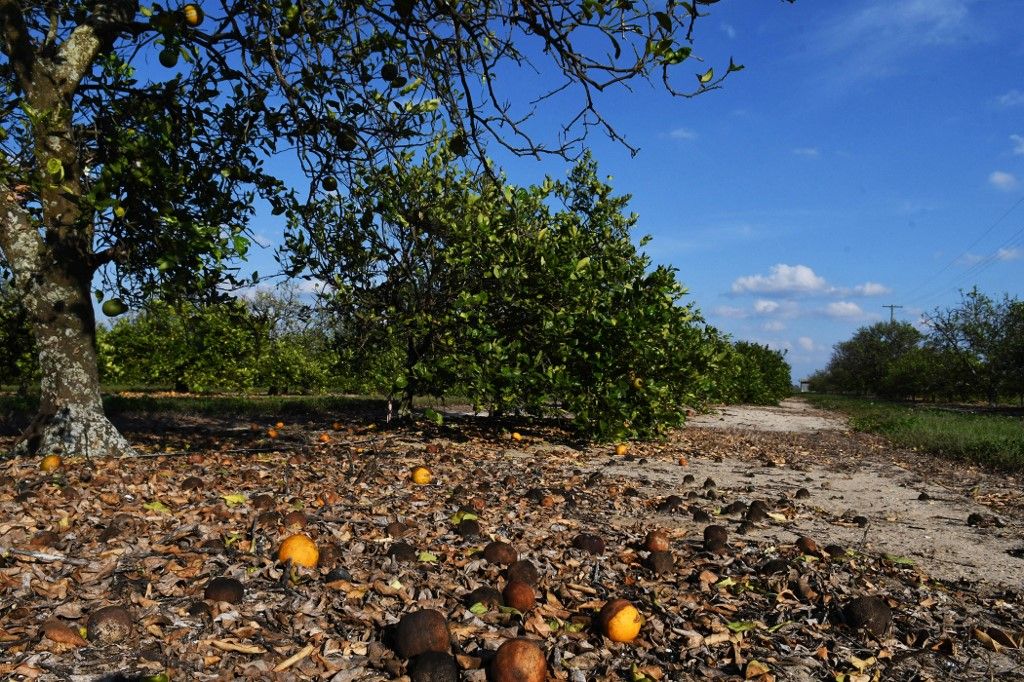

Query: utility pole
[882,304,903,323]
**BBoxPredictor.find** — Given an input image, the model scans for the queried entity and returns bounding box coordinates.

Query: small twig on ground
[274,644,315,672]
[1,545,89,566]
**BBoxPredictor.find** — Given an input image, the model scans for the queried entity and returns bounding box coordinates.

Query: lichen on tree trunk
[12,268,135,458]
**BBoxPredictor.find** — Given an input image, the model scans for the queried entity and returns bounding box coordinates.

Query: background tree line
[808,288,1024,405]
[2,154,792,440]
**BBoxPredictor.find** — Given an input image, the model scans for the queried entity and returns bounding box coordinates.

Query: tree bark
[13,264,135,458]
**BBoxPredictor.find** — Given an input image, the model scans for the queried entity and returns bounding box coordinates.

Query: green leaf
[46,158,64,179]
[728,57,745,73]
[575,256,591,270]
[417,551,438,562]
[653,11,672,32]
[726,620,760,633]
[221,493,248,507]
[699,67,714,84]
[469,602,489,615]
[450,510,478,525]
[143,500,171,514]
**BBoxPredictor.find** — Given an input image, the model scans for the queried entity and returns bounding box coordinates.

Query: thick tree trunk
[13,267,135,458]
[1,3,135,458]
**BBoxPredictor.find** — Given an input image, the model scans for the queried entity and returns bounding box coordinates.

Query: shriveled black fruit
[203,577,244,604]
[760,558,789,575]
[572,533,605,556]
[86,605,133,643]
[703,525,728,545]
[409,651,458,682]
[843,595,892,637]
[505,559,540,586]
[483,541,517,565]
[389,542,419,563]
[646,551,674,574]
[464,585,502,609]
[395,609,450,658]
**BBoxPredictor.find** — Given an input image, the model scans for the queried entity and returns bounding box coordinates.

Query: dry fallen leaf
[41,619,87,647]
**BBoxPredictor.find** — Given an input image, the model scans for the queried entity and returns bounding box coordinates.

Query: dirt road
[601,399,1023,588]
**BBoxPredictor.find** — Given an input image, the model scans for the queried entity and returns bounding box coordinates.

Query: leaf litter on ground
[0,408,1022,680]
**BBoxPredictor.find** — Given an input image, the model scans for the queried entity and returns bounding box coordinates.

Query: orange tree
[297,147,738,439]
[98,293,332,393]
[1,0,786,456]
[727,341,792,405]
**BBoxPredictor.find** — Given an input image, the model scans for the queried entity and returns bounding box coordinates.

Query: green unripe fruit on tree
[337,130,358,152]
[449,134,469,157]
[101,299,128,317]
[321,176,338,191]
[380,63,399,81]
[159,48,179,68]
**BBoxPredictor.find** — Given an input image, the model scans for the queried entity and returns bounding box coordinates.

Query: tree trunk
[1,5,135,458]
[3,105,132,457]
[13,262,135,459]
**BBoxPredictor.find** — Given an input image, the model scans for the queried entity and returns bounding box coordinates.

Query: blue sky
[103,0,1023,383]
[489,0,1024,381]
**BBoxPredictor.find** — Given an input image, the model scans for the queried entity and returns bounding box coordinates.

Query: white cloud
[998,89,1024,107]
[668,127,697,140]
[793,147,820,157]
[797,336,816,352]
[1011,134,1024,155]
[989,170,1020,191]
[763,321,786,332]
[720,23,736,39]
[825,301,865,318]
[960,247,1023,266]
[731,264,829,296]
[713,305,748,319]
[849,281,891,296]
[814,0,971,86]
[754,299,780,314]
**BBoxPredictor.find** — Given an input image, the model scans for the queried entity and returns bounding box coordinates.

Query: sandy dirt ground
[592,399,1023,589]
[686,398,849,433]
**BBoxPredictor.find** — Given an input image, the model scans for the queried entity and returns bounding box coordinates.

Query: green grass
[804,394,1024,472]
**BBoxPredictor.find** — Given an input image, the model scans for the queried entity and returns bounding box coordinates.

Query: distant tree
[822,321,923,396]
[926,288,1018,404]
[731,341,792,405]
[99,293,332,394]
[994,300,1024,404]
[100,300,260,392]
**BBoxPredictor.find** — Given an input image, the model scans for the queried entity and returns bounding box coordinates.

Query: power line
[900,194,1024,302]
[904,220,1024,308]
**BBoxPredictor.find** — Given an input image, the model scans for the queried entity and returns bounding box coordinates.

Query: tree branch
[0,0,35,93]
